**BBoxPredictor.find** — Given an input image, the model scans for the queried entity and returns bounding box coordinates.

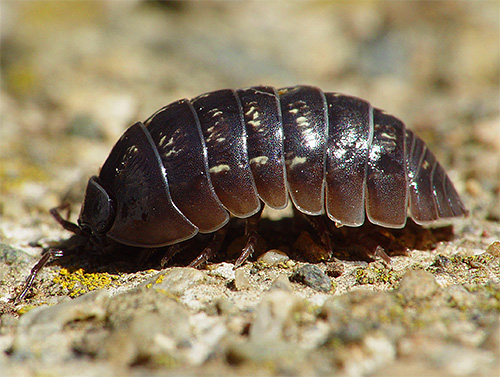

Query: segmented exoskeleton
[78,85,466,248]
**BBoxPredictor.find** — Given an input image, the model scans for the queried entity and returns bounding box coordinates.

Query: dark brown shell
[79,85,467,247]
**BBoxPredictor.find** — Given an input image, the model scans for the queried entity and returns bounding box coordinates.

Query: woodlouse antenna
[14,249,64,304]
[50,203,81,234]
[14,204,80,303]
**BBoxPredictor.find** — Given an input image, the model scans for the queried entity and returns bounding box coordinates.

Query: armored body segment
[432,163,456,218]
[407,132,439,223]
[145,100,229,233]
[192,90,260,218]
[99,122,197,246]
[279,86,328,215]
[237,86,288,209]
[324,93,373,226]
[365,109,408,228]
[405,129,467,224]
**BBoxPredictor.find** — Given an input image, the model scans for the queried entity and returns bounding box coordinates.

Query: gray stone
[291,264,333,293]
[12,290,109,362]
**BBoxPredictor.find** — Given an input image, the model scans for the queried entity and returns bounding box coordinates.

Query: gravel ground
[1,2,499,376]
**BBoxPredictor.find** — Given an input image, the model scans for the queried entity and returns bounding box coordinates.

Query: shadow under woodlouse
[41,216,455,276]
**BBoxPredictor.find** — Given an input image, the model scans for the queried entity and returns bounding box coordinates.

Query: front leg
[234,204,265,267]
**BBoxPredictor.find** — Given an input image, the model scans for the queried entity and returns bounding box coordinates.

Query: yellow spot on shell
[250,156,269,165]
[209,164,231,174]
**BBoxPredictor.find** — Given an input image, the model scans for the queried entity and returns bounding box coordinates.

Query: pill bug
[15,85,467,302]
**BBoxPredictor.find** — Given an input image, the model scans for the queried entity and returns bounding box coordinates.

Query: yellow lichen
[52,268,117,298]
[155,274,166,285]
[17,305,38,316]
[354,266,400,286]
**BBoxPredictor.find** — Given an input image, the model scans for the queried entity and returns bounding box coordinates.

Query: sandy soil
[1,2,499,376]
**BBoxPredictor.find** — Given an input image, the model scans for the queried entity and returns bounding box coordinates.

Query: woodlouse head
[78,176,116,246]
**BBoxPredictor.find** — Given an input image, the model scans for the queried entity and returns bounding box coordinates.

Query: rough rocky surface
[1,2,499,376]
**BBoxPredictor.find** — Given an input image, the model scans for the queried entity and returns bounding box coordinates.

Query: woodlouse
[16,85,467,301]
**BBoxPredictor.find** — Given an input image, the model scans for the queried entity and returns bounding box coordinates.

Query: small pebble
[234,269,251,290]
[397,270,439,301]
[0,244,31,265]
[12,290,109,362]
[270,274,293,292]
[291,264,332,293]
[249,290,301,342]
[325,261,344,278]
[432,254,452,269]
[257,249,290,266]
[207,263,236,280]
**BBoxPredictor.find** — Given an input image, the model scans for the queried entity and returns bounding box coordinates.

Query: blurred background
[1,1,499,241]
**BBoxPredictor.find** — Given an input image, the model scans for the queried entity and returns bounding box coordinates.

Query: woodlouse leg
[188,226,229,268]
[160,245,181,268]
[313,217,334,253]
[358,233,393,263]
[50,203,80,234]
[234,204,265,267]
[14,249,64,304]
[300,213,334,255]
